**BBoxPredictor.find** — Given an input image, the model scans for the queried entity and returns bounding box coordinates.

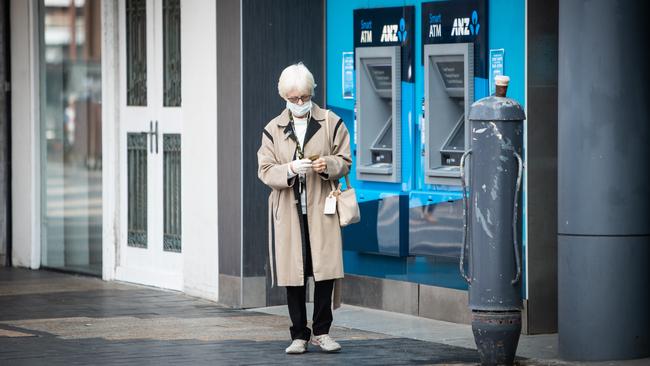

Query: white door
[116,0,183,290]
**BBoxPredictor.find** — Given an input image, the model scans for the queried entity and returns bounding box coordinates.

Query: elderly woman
[257,63,351,354]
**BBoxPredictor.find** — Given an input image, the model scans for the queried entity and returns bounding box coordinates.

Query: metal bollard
[460,76,525,366]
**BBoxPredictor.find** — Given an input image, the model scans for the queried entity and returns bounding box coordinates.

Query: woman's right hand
[290,159,312,175]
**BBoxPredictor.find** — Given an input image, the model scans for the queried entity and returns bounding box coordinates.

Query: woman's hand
[312,158,327,174]
[290,159,312,175]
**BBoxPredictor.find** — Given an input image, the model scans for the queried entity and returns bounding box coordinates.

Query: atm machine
[408,43,474,258]
[342,6,415,258]
[348,44,408,257]
[423,43,473,185]
[409,0,487,263]
[355,46,401,182]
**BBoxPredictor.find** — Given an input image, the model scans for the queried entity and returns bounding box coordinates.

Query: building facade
[2,0,648,360]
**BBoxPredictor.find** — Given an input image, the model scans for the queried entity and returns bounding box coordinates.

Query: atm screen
[436,61,464,89]
[365,63,393,94]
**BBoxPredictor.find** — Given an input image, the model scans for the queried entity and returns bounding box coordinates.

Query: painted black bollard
[460,76,525,366]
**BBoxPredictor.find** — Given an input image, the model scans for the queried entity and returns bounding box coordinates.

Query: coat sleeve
[320,118,352,181]
[258,128,296,190]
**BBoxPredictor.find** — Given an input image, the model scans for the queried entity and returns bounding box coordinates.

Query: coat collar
[278,102,327,142]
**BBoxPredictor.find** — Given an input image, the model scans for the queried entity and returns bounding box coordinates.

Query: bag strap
[324,110,353,191]
[324,111,338,193]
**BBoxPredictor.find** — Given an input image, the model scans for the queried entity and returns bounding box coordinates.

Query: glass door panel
[39,0,103,275]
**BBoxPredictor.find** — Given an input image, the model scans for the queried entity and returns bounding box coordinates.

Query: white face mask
[286,100,312,117]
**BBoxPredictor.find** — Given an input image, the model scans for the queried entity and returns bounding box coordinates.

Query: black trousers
[286,279,335,340]
[286,214,335,340]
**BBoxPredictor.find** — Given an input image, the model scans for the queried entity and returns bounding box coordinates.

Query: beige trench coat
[257,103,352,287]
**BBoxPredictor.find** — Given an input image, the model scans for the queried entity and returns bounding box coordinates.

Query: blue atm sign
[354,6,415,82]
[421,0,488,78]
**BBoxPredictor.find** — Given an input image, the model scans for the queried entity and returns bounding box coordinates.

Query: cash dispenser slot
[423,43,473,184]
[355,46,401,182]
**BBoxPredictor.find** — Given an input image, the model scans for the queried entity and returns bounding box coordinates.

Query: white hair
[277,63,315,99]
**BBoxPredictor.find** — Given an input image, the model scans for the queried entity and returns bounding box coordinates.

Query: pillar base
[471,310,521,366]
[558,235,650,361]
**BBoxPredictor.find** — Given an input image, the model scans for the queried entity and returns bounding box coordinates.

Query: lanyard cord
[288,111,310,193]
[288,111,310,159]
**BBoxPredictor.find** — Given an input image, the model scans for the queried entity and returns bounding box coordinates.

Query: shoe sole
[310,342,341,353]
[286,347,308,354]
[286,350,307,355]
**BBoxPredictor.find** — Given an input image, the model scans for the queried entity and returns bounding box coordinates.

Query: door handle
[145,121,159,154]
[154,120,159,154]
[149,121,154,153]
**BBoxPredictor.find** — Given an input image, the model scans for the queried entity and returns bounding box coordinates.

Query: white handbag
[324,111,360,227]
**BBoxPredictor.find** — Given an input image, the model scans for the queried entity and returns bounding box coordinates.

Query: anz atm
[408,0,488,262]
[420,0,487,187]
[423,43,473,184]
[356,46,401,181]
[343,6,415,257]
[353,7,413,184]
[341,1,489,288]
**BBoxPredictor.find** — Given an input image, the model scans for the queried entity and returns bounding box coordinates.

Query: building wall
[5,0,555,336]
[181,0,219,301]
[217,0,326,308]
[241,0,325,306]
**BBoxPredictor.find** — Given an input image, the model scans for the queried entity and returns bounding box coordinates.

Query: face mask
[286,100,312,117]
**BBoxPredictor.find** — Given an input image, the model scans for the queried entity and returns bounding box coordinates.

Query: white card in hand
[324,195,337,215]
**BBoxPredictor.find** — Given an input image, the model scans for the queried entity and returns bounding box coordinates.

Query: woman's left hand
[312,158,327,173]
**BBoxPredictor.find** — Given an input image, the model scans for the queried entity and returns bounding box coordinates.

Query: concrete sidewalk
[1,268,647,365]
[253,305,649,366]
[253,304,559,360]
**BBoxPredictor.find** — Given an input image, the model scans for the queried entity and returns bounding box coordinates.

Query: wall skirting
[341,274,472,325]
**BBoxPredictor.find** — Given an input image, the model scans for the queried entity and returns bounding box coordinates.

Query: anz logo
[451,10,480,37]
[380,18,408,44]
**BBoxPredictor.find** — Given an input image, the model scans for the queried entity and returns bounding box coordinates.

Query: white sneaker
[285,339,308,354]
[311,334,341,352]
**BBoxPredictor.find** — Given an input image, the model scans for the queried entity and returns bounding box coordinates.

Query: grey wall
[218,0,325,307]
[0,0,10,267]
[241,0,325,306]
[525,0,558,334]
